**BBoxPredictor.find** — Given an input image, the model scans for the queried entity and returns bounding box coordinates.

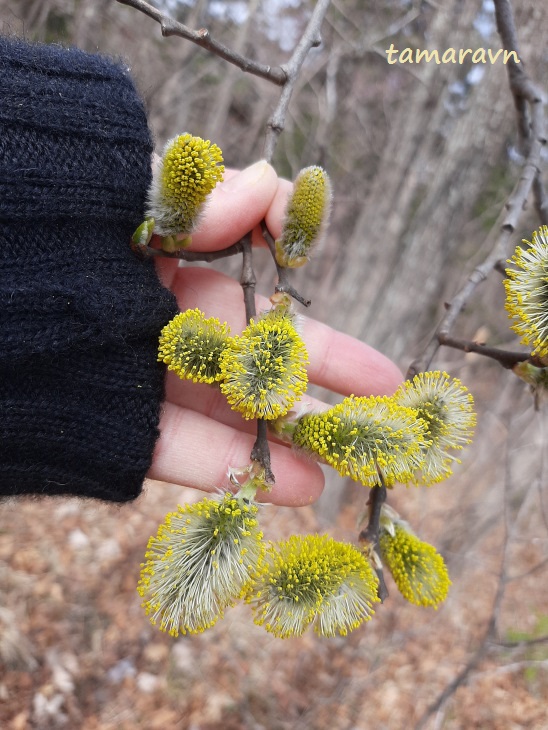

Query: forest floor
[1,433,548,730]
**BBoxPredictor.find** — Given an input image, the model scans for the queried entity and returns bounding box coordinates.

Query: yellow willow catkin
[275,166,332,268]
[393,371,475,484]
[249,534,379,638]
[146,134,224,236]
[291,395,429,486]
[158,309,231,384]
[504,225,548,358]
[138,493,264,637]
[379,523,450,608]
[219,309,309,420]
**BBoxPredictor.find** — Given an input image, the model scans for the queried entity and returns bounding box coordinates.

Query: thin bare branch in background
[262,0,332,162]
[116,0,287,84]
[407,0,546,378]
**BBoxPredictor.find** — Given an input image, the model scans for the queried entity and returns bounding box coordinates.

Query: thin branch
[506,556,548,583]
[407,67,546,377]
[251,419,274,485]
[358,476,389,602]
[416,395,546,729]
[494,634,548,650]
[438,335,530,369]
[493,0,548,223]
[408,0,546,378]
[240,234,256,323]
[115,0,286,85]
[415,464,514,729]
[263,0,332,162]
[130,238,243,261]
[261,222,311,307]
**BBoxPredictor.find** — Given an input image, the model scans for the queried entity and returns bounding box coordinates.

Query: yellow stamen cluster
[379,523,450,608]
[138,493,264,637]
[291,396,429,486]
[147,134,224,236]
[158,308,231,384]
[394,371,475,484]
[219,309,309,420]
[249,534,379,638]
[504,225,548,358]
[275,166,332,268]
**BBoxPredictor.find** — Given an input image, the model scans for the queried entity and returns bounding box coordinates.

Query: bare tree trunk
[306,0,546,368]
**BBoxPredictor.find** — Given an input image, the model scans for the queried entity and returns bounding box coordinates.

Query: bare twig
[115,0,286,85]
[131,238,244,261]
[251,419,274,485]
[263,0,332,162]
[358,476,389,602]
[407,0,546,379]
[416,392,548,729]
[415,444,514,729]
[494,634,548,650]
[493,0,548,222]
[438,335,529,369]
[240,234,256,324]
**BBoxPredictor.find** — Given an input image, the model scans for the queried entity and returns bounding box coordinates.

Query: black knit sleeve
[0,36,179,501]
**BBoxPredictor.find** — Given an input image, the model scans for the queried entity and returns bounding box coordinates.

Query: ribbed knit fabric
[0,36,179,501]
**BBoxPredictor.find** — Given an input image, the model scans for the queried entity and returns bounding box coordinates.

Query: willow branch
[438,335,530,369]
[263,0,332,162]
[358,476,389,602]
[115,0,286,85]
[494,634,548,650]
[240,234,256,324]
[415,447,515,729]
[130,238,244,261]
[407,0,546,378]
[251,419,274,485]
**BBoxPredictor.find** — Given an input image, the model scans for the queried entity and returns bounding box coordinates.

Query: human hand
[147,161,403,506]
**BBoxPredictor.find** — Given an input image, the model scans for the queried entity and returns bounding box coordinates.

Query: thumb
[188,160,280,251]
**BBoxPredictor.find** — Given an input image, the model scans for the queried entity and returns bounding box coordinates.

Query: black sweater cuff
[0,36,179,501]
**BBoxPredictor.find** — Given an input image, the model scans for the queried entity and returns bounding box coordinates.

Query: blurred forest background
[2,0,548,728]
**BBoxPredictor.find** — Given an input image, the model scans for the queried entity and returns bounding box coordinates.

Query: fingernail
[222,160,271,192]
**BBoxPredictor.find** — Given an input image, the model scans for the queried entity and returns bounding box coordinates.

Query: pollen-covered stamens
[504,225,548,358]
[275,166,332,268]
[138,492,264,637]
[249,534,379,638]
[158,308,231,384]
[379,520,450,608]
[146,133,224,236]
[219,308,309,420]
[394,371,475,484]
[291,396,429,487]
